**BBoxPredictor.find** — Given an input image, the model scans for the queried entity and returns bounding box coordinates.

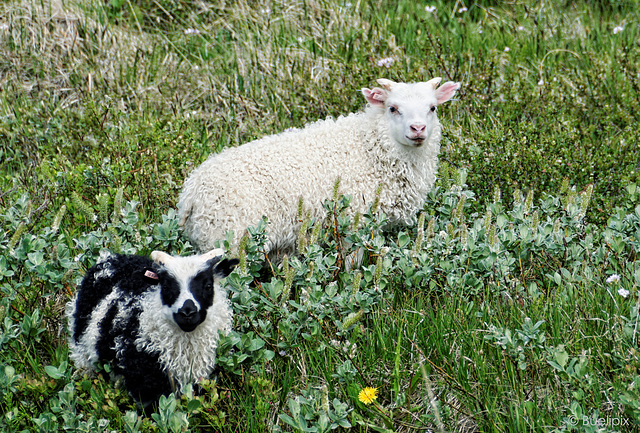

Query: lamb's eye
[430,106,436,112]
[389,106,399,114]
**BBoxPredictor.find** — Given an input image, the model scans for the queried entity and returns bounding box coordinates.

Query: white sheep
[178,78,460,256]
[66,249,238,410]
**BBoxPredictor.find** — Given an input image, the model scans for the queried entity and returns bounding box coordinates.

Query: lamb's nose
[410,124,426,133]
[178,300,197,318]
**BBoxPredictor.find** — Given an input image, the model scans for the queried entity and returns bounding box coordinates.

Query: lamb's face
[362,78,461,148]
[158,263,215,332]
[150,250,238,333]
[385,86,439,148]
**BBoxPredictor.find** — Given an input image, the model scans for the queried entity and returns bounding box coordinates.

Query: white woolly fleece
[67,288,122,371]
[135,283,232,393]
[178,79,459,255]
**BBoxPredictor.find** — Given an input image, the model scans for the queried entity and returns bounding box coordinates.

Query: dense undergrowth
[1,0,640,432]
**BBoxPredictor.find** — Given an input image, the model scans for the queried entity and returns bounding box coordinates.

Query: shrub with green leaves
[2,163,640,431]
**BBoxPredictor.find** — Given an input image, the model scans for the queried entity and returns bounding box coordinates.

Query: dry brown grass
[0,0,371,140]
[1,1,150,109]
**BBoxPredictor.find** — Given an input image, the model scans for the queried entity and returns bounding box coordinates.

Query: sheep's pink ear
[425,77,443,89]
[435,81,461,104]
[151,251,173,265]
[362,87,388,106]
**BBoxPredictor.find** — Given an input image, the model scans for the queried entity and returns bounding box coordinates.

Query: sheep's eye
[430,106,436,112]
[389,105,399,114]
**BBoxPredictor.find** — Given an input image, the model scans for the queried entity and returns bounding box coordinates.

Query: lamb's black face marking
[178,267,215,332]
[159,264,216,333]
[159,274,181,310]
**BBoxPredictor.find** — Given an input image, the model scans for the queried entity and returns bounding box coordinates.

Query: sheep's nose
[410,124,426,133]
[178,300,197,318]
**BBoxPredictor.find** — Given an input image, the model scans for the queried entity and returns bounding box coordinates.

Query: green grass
[1,0,640,431]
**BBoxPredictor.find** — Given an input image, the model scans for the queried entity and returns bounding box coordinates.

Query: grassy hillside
[1,0,640,432]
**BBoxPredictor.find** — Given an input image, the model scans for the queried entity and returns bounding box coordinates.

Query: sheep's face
[150,250,238,332]
[362,78,460,148]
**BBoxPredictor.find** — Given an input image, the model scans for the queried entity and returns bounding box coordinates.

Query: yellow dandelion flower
[358,387,378,405]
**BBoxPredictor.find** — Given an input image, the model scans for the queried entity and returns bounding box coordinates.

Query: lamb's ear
[376,78,397,91]
[425,77,443,89]
[151,251,173,265]
[435,81,461,104]
[213,258,240,279]
[362,87,388,106]
[199,248,226,262]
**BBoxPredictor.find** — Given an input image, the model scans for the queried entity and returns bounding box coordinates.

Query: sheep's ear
[425,77,443,89]
[151,251,173,265]
[376,78,397,91]
[199,248,226,262]
[214,258,240,279]
[362,87,388,106]
[435,81,461,104]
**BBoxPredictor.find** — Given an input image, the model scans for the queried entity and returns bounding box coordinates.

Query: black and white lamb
[66,249,238,409]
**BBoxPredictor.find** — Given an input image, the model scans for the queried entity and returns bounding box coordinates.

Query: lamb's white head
[362,78,460,148]
[150,249,238,332]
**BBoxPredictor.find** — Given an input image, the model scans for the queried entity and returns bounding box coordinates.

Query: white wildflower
[618,288,630,298]
[613,25,624,34]
[606,274,621,284]
[347,341,357,358]
[377,57,395,68]
[504,46,510,52]
[458,7,468,13]
[184,28,201,35]
[538,78,544,86]
[518,26,524,31]
[425,5,436,13]
[300,286,310,304]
